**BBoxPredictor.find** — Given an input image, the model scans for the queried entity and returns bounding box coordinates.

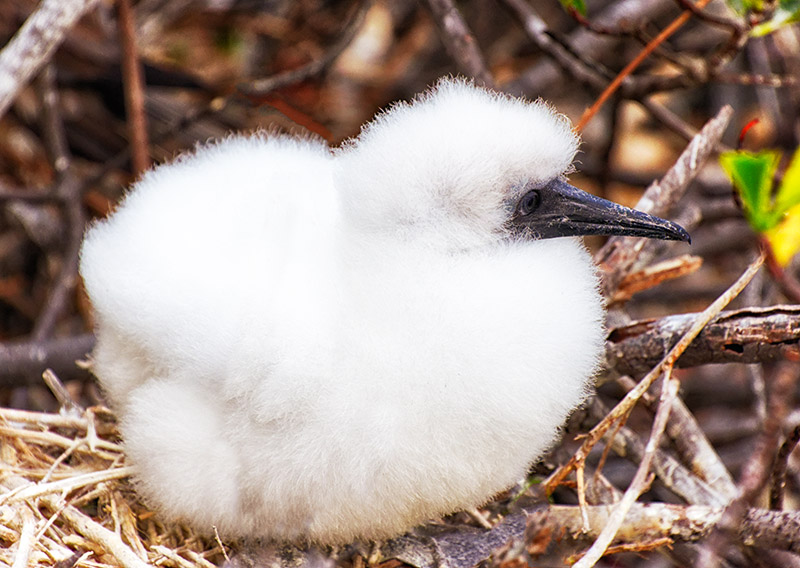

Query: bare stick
[0,406,95,430]
[585,396,728,507]
[499,0,606,91]
[770,424,800,510]
[697,360,800,565]
[615,376,737,503]
[424,0,495,87]
[612,254,703,303]
[1,466,134,505]
[0,0,101,119]
[117,0,150,175]
[31,66,86,342]
[499,0,718,143]
[42,368,83,414]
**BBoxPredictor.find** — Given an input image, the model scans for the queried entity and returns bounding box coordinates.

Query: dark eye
[518,190,541,216]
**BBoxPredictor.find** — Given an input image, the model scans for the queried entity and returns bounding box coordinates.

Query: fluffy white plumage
[80,78,607,544]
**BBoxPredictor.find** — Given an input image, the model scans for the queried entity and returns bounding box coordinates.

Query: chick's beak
[511,179,691,243]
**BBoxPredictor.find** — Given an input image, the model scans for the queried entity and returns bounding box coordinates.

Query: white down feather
[79,77,605,544]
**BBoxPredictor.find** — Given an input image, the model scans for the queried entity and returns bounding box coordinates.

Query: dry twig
[595,105,734,296]
[239,1,371,97]
[574,377,679,567]
[770,424,800,511]
[547,250,765,495]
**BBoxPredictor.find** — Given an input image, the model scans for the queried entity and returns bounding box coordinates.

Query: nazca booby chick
[80,78,689,544]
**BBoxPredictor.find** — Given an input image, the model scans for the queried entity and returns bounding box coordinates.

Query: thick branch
[0,0,101,119]
[606,305,800,377]
[0,333,95,388]
[378,503,800,568]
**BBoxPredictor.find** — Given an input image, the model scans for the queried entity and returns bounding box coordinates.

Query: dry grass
[0,402,226,567]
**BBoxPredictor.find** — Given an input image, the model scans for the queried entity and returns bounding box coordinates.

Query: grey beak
[510,179,691,243]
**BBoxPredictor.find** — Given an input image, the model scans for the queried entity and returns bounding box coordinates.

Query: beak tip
[672,223,691,244]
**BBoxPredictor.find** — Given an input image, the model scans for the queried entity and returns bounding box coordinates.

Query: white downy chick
[79,77,688,544]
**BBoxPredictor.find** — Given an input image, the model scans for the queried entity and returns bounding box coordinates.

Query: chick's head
[334,77,579,248]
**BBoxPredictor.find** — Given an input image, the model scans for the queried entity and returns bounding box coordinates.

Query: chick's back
[80,135,336,405]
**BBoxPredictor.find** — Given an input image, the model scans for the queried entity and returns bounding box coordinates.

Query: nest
[0,374,228,568]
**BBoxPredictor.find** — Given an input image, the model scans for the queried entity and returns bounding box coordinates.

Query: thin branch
[615,375,738,503]
[11,506,36,568]
[575,0,714,131]
[499,0,607,92]
[31,66,86,342]
[42,368,84,414]
[0,185,61,202]
[584,396,728,507]
[239,1,371,97]
[37,67,70,177]
[117,0,151,175]
[423,0,495,87]
[39,493,151,568]
[697,360,800,566]
[500,0,710,144]
[574,376,679,567]
[770,424,800,510]
[612,254,703,303]
[637,97,700,142]
[715,72,799,88]
[1,466,134,505]
[741,361,800,505]
[673,0,746,30]
[0,0,101,119]
[79,95,232,196]
[0,405,105,429]
[595,105,734,298]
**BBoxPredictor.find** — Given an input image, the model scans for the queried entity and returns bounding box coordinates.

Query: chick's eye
[518,190,541,216]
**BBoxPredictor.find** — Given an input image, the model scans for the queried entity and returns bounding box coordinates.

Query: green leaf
[720,149,781,231]
[559,0,587,16]
[774,146,800,216]
[727,0,765,15]
[751,0,800,35]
